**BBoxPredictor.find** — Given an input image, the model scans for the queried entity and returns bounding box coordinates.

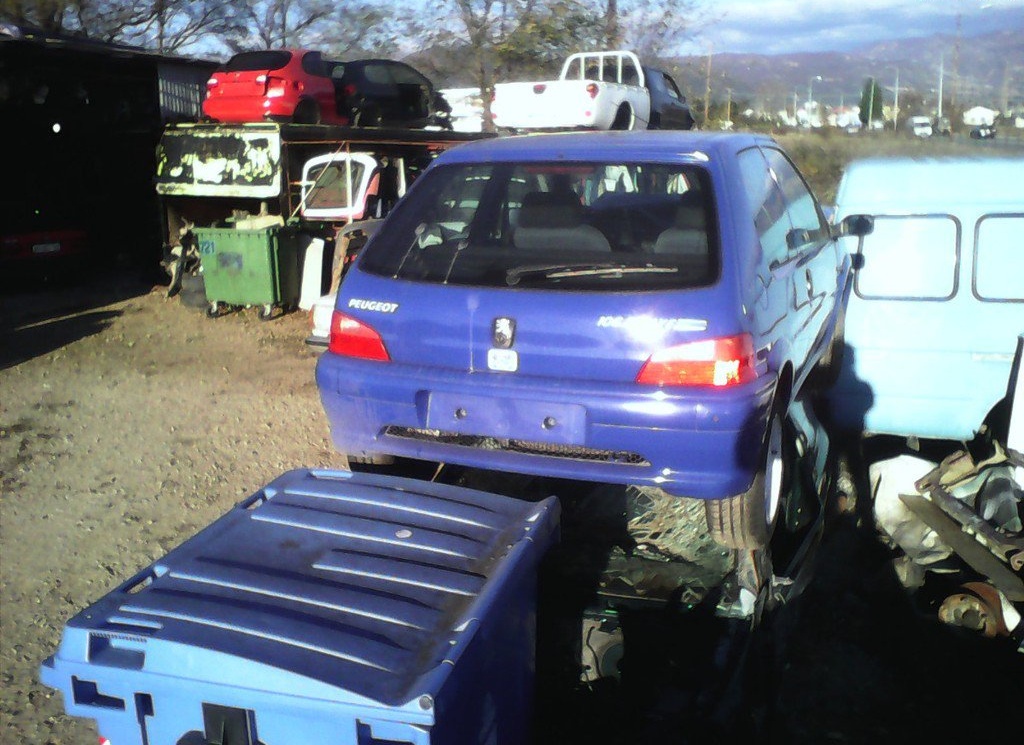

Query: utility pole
[867,77,875,129]
[703,45,712,126]
[893,67,900,132]
[1000,59,1010,114]
[938,54,944,119]
[952,5,962,108]
[726,88,732,124]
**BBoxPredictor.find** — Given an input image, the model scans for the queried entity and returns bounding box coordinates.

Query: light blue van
[827,157,1024,441]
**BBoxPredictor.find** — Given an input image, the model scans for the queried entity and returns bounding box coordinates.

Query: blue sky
[680,0,1024,55]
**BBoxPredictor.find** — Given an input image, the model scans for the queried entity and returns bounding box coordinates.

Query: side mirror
[837,213,874,238]
[786,228,812,249]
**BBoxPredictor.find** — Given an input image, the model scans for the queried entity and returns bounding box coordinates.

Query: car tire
[294,99,321,125]
[705,409,787,550]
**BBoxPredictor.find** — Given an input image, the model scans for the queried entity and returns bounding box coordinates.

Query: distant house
[963,106,997,127]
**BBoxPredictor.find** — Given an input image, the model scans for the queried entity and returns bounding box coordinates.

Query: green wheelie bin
[193,225,301,320]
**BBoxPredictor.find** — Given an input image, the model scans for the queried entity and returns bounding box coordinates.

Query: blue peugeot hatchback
[317,131,859,548]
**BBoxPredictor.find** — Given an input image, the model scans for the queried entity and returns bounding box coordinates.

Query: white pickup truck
[491,50,653,131]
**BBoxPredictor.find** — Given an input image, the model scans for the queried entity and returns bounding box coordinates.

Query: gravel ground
[1,275,343,744]
[1,271,1021,745]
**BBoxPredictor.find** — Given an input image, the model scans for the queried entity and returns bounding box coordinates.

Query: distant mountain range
[666,29,1024,114]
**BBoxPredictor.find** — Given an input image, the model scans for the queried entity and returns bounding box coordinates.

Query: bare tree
[599,0,705,61]
[0,0,73,32]
[219,0,396,56]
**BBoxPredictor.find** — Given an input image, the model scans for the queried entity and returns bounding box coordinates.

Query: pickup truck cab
[316,131,865,548]
[491,51,653,131]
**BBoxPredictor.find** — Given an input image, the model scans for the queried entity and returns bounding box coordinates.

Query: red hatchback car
[203,49,347,125]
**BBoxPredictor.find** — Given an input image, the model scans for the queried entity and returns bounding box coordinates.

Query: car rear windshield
[224,51,292,72]
[359,161,719,291]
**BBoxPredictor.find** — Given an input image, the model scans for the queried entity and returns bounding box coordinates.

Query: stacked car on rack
[202,49,451,129]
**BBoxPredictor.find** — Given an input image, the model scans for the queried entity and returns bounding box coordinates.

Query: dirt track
[1,273,1021,745]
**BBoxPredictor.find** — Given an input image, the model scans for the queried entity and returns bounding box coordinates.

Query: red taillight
[636,334,757,388]
[265,75,288,97]
[586,83,599,99]
[343,83,357,97]
[533,84,547,94]
[328,311,390,361]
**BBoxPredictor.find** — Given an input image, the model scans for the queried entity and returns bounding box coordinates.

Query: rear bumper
[203,96,298,122]
[316,353,776,498]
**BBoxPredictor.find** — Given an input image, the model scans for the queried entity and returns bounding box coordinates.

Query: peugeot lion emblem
[493,317,515,349]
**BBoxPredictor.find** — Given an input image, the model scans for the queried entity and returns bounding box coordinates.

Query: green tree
[859,77,883,126]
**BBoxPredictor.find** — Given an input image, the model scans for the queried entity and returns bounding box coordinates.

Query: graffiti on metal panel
[155,129,281,197]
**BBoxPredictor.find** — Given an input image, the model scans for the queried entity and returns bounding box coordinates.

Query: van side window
[761,147,826,248]
[974,215,1024,302]
[737,147,790,266]
[855,215,959,300]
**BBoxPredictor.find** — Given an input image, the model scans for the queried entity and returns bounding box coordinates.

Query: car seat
[513,191,611,252]
[653,202,709,255]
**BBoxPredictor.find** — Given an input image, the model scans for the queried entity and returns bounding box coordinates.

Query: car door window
[855,215,959,300]
[662,73,682,101]
[761,147,826,248]
[360,63,394,96]
[737,147,791,267]
[974,214,1024,302]
[388,63,430,88]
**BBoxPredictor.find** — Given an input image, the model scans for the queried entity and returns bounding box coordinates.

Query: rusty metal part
[938,582,1010,638]
[917,483,1024,557]
[899,493,1024,602]
[914,443,1008,494]
[1011,551,1024,573]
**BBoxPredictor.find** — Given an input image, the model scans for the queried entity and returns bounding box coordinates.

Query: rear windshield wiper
[506,262,678,286]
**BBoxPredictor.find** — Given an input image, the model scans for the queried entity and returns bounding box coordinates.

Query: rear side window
[224,51,291,72]
[359,161,719,291]
[737,147,790,266]
[300,51,326,76]
[855,215,959,300]
[974,214,1024,302]
[761,148,827,245]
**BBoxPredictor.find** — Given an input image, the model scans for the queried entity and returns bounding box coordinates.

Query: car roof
[836,156,1024,209]
[435,130,774,165]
